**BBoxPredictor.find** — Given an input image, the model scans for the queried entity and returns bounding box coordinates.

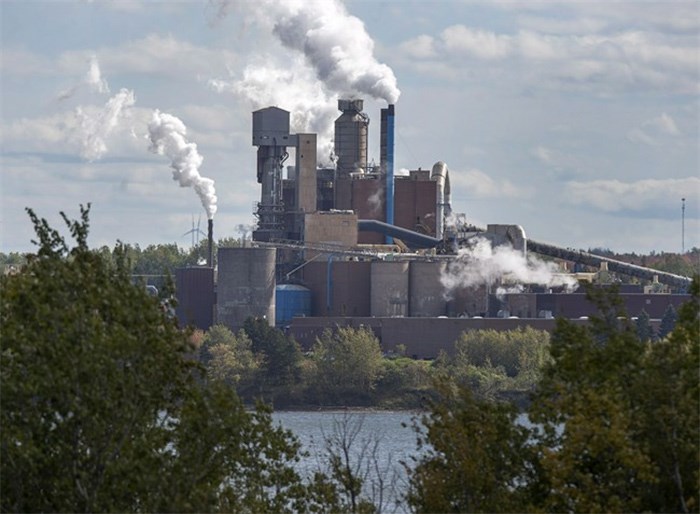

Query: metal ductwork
[431,161,452,240]
[358,219,440,249]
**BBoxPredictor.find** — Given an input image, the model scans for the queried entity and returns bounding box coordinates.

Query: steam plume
[270,0,400,104]
[85,54,110,94]
[147,110,218,219]
[76,88,135,161]
[441,237,578,295]
[58,54,110,101]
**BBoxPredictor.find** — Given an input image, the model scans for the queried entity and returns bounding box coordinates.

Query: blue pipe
[385,105,395,244]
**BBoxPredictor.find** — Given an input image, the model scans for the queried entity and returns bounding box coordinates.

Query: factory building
[174,98,692,352]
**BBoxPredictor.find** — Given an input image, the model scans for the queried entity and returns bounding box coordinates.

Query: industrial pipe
[382,105,395,244]
[358,219,440,249]
[527,239,692,289]
[207,218,214,268]
[430,161,451,240]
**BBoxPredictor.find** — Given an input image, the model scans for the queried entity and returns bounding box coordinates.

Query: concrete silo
[409,261,448,317]
[216,247,276,330]
[371,261,409,317]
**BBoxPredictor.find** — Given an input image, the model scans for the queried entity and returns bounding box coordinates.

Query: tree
[530,281,699,513]
[432,328,550,401]
[658,303,678,340]
[0,206,318,512]
[408,280,699,513]
[636,308,654,342]
[406,379,536,513]
[200,324,260,387]
[310,327,384,404]
[243,316,302,388]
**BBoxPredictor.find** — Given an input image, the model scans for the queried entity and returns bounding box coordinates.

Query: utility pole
[681,197,686,254]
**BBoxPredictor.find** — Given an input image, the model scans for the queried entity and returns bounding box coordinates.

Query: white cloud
[566,177,700,217]
[450,168,529,199]
[627,112,682,146]
[62,34,239,79]
[396,23,699,94]
[398,34,436,59]
[440,25,512,59]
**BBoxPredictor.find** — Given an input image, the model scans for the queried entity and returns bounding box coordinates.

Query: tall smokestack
[381,104,395,243]
[207,218,214,268]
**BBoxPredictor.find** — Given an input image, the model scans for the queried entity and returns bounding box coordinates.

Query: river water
[272,410,422,513]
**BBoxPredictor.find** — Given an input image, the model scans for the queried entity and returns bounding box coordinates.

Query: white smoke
[76,88,135,161]
[441,237,578,296]
[85,55,110,94]
[210,0,399,103]
[367,184,384,216]
[269,0,400,104]
[58,54,110,101]
[147,110,218,219]
[209,56,338,162]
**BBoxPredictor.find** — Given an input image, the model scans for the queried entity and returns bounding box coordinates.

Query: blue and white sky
[1,0,698,254]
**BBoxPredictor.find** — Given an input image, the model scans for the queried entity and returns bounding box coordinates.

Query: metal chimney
[381,104,395,242]
[207,218,214,268]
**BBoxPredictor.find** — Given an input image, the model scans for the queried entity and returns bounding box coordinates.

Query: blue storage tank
[275,284,311,327]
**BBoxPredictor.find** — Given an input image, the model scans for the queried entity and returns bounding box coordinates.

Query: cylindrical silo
[409,261,448,317]
[334,99,368,178]
[275,284,311,328]
[371,261,409,317]
[216,247,276,330]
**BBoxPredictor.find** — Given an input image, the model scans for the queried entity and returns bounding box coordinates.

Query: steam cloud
[441,237,578,295]
[76,88,135,161]
[270,0,400,104]
[212,0,399,103]
[58,54,110,101]
[209,0,400,160]
[147,110,218,219]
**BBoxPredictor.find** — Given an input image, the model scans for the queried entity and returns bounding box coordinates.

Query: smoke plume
[76,88,135,161]
[210,0,399,103]
[269,0,400,104]
[441,237,578,295]
[58,54,110,101]
[147,110,218,219]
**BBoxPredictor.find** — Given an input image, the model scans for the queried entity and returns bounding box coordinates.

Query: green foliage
[636,308,654,342]
[659,303,678,339]
[530,280,699,513]
[310,327,384,404]
[200,324,260,387]
[243,317,302,389]
[0,206,320,513]
[411,279,700,513]
[433,327,550,401]
[407,379,535,513]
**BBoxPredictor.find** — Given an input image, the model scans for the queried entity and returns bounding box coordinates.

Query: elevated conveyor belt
[527,239,693,289]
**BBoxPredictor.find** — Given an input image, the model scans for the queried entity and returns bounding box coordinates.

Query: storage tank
[334,99,368,177]
[371,261,409,317]
[275,284,311,328]
[409,261,447,317]
[216,247,276,330]
[175,267,215,330]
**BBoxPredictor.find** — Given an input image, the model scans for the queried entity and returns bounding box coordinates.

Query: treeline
[2,206,698,513]
[589,246,700,277]
[193,321,551,409]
